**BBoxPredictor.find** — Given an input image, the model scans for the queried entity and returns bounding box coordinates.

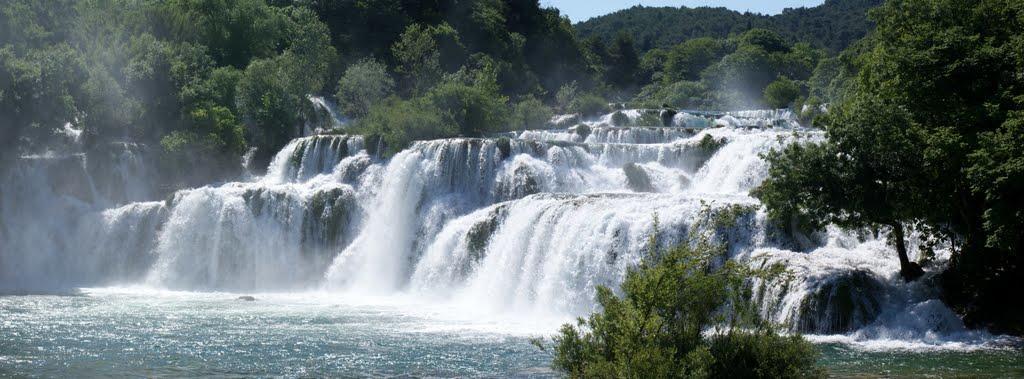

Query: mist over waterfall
[0,110,1002,348]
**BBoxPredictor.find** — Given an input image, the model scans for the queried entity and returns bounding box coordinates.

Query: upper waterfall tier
[265,135,367,184]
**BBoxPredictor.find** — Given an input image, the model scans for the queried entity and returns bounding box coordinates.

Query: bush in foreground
[539,243,824,378]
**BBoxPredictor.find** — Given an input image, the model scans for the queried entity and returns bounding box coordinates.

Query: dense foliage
[0,0,593,183]
[755,0,1024,334]
[631,28,827,110]
[0,0,335,184]
[1,0,880,186]
[335,58,395,120]
[576,0,881,54]
[542,242,823,378]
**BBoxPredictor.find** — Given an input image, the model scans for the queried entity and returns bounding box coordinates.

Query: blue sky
[542,0,827,22]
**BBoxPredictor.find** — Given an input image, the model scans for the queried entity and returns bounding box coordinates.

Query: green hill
[574,0,882,53]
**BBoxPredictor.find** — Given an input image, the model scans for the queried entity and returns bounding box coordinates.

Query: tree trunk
[892,223,924,281]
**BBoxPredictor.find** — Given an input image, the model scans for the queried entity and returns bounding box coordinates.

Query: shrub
[763,77,802,109]
[355,97,452,155]
[423,75,508,137]
[335,58,395,119]
[570,93,609,117]
[556,81,579,111]
[510,96,553,130]
[637,80,711,109]
[708,331,823,378]
[541,241,824,378]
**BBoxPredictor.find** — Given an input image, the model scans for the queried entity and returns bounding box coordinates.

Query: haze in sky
[543,0,827,22]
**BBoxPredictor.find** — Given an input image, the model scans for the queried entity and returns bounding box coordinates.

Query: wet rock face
[464,206,509,264]
[796,270,886,334]
[303,187,356,249]
[660,109,678,127]
[570,124,591,141]
[622,163,654,192]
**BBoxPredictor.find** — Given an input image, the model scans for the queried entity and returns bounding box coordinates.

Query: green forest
[575,0,882,53]
[1,0,1022,374]
[1,0,880,185]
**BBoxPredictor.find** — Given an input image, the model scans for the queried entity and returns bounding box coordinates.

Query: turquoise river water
[1,288,1020,377]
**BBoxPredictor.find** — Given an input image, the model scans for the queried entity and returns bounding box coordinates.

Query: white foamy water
[1,110,1017,356]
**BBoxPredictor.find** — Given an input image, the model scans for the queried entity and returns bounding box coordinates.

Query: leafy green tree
[699,29,824,109]
[0,0,77,51]
[806,53,858,105]
[850,0,1024,325]
[663,37,731,83]
[544,242,823,378]
[700,44,777,108]
[160,0,288,68]
[335,58,395,119]
[391,23,466,94]
[637,48,668,85]
[637,80,711,109]
[763,77,802,109]
[423,73,509,137]
[758,0,1024,331]
[278,6,337,95]
[355,66,509,154]
[605,33,640,89]
[518,6,595,95]
[966,113,1024,254]
[0,44,87,160]
[235,56,302,160]
[555,81,578,111]
[756,93,928,281]
[301,0,410,61]
[569,94,609,118]
[356,97,452,156]
[185,66,243,111]
[740,28,790,54]
[510,96,553,130]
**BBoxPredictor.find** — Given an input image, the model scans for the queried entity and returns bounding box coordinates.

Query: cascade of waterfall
[0,144,161,291]
[0,110,999,347]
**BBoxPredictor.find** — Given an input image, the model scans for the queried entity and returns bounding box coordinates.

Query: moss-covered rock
[303,187,354,249]
[241,188,268,217]
[545,139,589,152]
[464,205,508,263]
[698,134,727,154]
[660,109,678,127]
[550,114,581,129]
[635,110,662,126]
[623,163,655,192]
[496,164,541,201]
[289,140,308,168]
[795,270,885,334]
[364,134,384,157]
[611,111,629,127]
[571,123,592,141]
[496,137,512,160]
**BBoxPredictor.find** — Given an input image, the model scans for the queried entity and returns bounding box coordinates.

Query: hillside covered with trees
[0,0,596,187]
[575,0,882,53]
[2,0,879,189]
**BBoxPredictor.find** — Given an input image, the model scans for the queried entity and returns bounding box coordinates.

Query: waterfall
[0,147,162,291]
[0,111,993,346]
